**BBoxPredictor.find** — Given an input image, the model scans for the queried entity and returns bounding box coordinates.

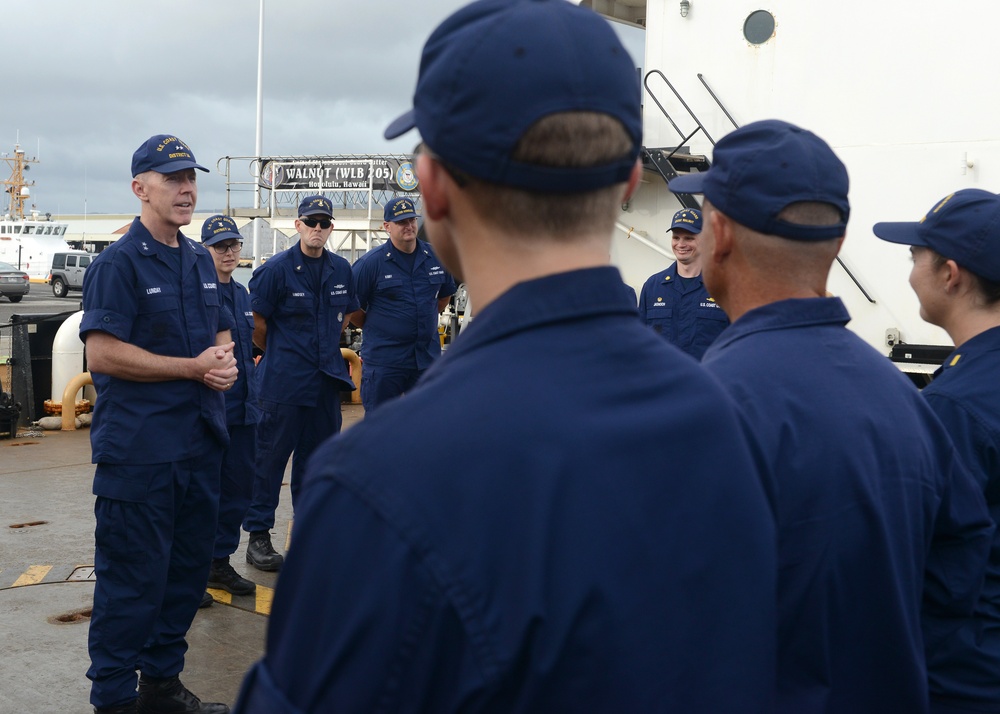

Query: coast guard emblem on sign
[396,162,418,192]
[259,161,285,189]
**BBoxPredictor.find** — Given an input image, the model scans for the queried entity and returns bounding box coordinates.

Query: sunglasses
[301,217,332,229]
[212,242,243,255]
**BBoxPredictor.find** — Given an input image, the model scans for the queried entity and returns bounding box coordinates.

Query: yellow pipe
[61,372,93,431]
[340,348,362,404]
[58,351,359,431]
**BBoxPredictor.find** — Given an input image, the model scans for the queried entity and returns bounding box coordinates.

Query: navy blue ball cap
[201,215,242,246]
[874,189,1000,282]
[670,208,702,234]
[131,134,208,178]
[669,119,850,241]
[298,195,334,218]
[384,197,418,223]
[384,0,642,194]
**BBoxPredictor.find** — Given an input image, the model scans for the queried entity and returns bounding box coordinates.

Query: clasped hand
[198,342,238,392]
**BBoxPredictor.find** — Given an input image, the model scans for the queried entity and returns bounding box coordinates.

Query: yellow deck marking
[256,585,274,616]
[284,520,294,551]
[13,565,53,587]
[3,565,274,616]
[204,585,274,615]
[206,588,232,605]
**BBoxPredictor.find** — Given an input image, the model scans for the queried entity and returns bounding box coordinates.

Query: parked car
[48,251,92,298]
[0,261,29,303]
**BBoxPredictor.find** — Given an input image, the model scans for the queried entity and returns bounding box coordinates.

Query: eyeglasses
[301,217,332,229]
[212,242,243,255]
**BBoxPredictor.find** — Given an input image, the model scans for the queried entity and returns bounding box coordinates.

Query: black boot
[136,675,229,714]
[198,591,214,609]
[95,701,137,714]
[246,530,283,572]
[207,557,256,596]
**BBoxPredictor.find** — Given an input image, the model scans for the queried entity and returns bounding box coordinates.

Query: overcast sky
[2,0,644,217]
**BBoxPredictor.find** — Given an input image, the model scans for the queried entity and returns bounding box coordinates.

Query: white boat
[1,143,72,283]
[587,0,1000,374]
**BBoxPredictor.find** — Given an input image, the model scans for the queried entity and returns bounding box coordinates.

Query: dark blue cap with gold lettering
[384,197,418,223]
[298,195,334,218]
[670,208,702,234]
[201,215,242,247]
[131,134,208,177]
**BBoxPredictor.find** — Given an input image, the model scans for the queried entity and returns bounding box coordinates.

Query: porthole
[744,10,775,45]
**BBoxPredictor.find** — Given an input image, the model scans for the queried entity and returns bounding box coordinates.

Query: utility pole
[253,0,265,270]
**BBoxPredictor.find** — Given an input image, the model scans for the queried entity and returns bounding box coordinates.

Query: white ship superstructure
[586,0,1000,366]
[1,143,72,282]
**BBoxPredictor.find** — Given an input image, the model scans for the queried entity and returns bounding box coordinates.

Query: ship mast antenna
[2,143,38,221]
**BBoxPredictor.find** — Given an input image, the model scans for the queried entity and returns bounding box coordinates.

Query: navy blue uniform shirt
[249,242,359,406]
[638,262,728,359]
[921,325,1000,709]
[221,280,259,427]
[702,296,993,714]
[234,267,777,713]
[81,218,233,465]
[352,239,457,369]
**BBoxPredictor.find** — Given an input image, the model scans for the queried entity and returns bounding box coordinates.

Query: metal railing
[644,69,717,153]
[642,69,874,303]
[697,74,740,131]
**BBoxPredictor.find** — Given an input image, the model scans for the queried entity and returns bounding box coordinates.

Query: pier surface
[0,403,365,713]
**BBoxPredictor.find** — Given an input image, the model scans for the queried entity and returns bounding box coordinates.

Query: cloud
[2,0,643,216]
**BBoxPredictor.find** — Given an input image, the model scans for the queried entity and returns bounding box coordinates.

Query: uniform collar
[937,323,1000,375]
[384,240,431,264]
[290,241,335,274]
[711,297,850,352]
[442,267,634,357]
[127,217,203,272]
[662,262,703,290]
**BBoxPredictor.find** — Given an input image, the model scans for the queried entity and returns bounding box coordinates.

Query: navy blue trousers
[88,451,222,708]
[243,382,343,532]
[213,423,256,559]
[360,364,422,414]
